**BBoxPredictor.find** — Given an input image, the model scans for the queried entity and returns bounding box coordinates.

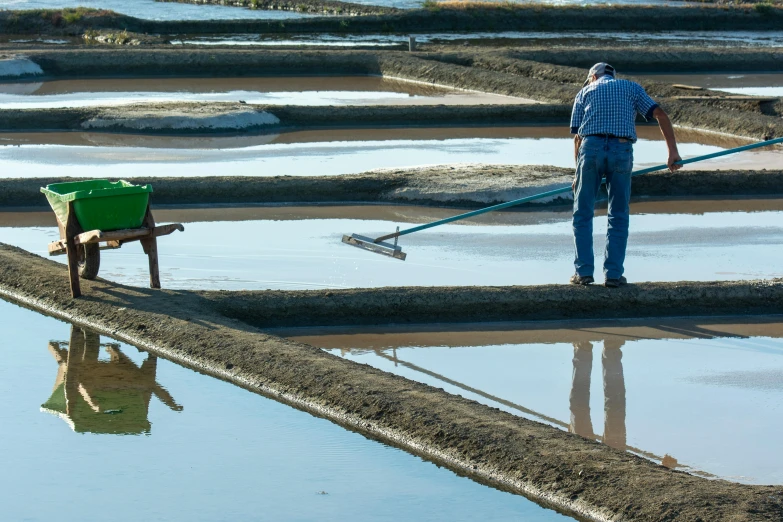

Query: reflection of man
[42,326,181,435]
[569,341,595,439]
[602,339,626,450]
[568,339,627,450]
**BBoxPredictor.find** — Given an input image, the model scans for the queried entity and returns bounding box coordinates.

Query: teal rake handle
[375,136,783,242]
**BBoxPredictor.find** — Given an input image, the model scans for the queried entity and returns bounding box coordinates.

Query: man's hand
[572,177,577,192]
[667,152,683,172]
[652,107,682,173]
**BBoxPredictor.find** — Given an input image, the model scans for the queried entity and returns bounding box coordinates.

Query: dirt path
[0,102,570,133]
[202,279,783,328]
[4,166,782,208]
[0,243,781,521]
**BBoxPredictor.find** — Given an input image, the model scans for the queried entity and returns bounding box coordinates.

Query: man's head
[583,63,616,87]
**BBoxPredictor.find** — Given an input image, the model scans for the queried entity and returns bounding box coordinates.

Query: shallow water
[633,73,783,97]
[0,298,572,521]
[5,0,309,19]
[0,76,534,108]
[175,30,783,48]
[0,128,775,177]
[8,198,782,228]
[0,125,752,149]
[284,316,783,484]
[2,204,782,290]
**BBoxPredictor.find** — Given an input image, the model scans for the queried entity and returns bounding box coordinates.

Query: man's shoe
[604,276,627,288]
[570,274,594,285]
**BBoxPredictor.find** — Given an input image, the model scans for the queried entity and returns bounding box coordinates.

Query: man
[569,63,682,288]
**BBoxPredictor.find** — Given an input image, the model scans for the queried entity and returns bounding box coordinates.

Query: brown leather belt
[586,134,631,143]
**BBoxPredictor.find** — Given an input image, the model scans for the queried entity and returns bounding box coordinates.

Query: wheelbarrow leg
[65,202,82,298]
[140,205,161,289]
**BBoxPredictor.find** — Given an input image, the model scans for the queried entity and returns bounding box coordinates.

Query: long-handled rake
[342,137,783,261]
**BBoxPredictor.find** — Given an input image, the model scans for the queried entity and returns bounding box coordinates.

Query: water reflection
[569,340,626,450]
[569,340,684,469]
[348,341,689,474]
[41,326,182,435]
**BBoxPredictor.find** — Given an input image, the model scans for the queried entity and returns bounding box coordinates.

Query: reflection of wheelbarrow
[41,326,183,435]
[41,180,184,298]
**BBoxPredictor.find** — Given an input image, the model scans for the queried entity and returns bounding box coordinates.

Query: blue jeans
[573,136,633,280]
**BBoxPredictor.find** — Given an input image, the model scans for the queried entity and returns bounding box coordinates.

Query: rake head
[342,233,407,261]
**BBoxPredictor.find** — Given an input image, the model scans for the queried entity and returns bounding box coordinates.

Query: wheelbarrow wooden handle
[48,224,184,256]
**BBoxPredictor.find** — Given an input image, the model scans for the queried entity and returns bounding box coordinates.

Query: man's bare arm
[572,135,582,191]
[652,107,682,172]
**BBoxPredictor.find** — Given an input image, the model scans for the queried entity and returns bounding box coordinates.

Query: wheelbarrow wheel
[77,243,100,280]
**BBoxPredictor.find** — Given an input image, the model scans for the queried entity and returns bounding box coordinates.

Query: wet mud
[0,243,782,521]
[3,166,782,208]
[201,279,783,329]
[1,6,781,36]
[0,98,777,140]
[632,72,783,92]
[158,0,400,16]
[6,47,778,92]
[418,52,718,102]
[0,102,569,133]
[0,50,778,139]
[7,197,783,228]
[502,47,783,74]
[0,125,756,148]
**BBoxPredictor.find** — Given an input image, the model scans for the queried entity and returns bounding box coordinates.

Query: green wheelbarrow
[41,180,184,298]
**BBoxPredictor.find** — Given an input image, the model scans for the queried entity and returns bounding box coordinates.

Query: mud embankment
[1,6,781,35]
[11,47,783,87]
[3,49,779,140]
[664,99,781,140]
[0,98,777,140]
[0,243,782,521]
[158,0,399,16]
[4,167,783,208]
[505,47,783,74]
[420,51,742,101]
[407,52,782,139]
[0,102,569,133]
[203,279,783,328]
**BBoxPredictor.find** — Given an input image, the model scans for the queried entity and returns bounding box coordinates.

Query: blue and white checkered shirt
[570,76,659,143]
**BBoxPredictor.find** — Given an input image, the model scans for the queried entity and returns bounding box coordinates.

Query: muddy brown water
[0,126,775,178]
[0,298,574,521]
[4,197,783,227]
[632,72,783,97]
[0,76,536,108]
[281,315,783,485]
[0,125,754,149]
[2,201,782,290]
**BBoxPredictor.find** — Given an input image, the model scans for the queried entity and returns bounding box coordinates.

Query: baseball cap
[583,63,616,87]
